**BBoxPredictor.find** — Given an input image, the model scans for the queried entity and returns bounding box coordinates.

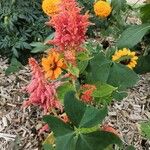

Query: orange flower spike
[102,125,119,136]
[42,50,66,80]
[81,84,96,103]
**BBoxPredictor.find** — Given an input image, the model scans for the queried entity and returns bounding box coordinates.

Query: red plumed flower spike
[46,0,90,52]
[22,58,62,113]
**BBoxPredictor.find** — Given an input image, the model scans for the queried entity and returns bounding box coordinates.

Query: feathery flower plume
[22,58,62,113]
[46,0,90,64]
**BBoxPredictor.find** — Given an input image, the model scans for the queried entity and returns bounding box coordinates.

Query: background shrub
[0,0,52,64]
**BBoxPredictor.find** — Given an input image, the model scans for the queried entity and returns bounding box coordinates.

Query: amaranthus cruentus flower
[42,0,61,16]
[22,58,62,113]
[81,84,96,103]
[46,0,90,64]
[42,50,66,80]
[94,0,112,18]
[112,48,138,69]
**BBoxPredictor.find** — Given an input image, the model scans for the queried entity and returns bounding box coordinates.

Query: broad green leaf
[5,57,22,75]
[117,24,150,48]
[140,120,150,139]
[43,115,74,137]
[64,91,108,128]
[113,91,128,101]
[89,52,112,82]
[43,116,76,150]
[44,91,122,150]
[140,4,150,23]
[107,63,139,90]
[43,144,54,150]
[30,42,50,53]
[57,82,75,103]
[93,83,117,98]
[135,55,150,74]
[77,131,122,150]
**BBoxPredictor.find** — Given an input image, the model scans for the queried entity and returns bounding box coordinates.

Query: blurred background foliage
[0,0,52,65]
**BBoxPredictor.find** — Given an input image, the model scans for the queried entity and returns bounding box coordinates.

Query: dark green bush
[0,0,51,64]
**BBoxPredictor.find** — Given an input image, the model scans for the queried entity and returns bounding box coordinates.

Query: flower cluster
[46,0,90,64]
[23,58,63,113]
[42,50,66,80]
[112,48,138,69]
[94,0,112,18]
[81,84,96,103]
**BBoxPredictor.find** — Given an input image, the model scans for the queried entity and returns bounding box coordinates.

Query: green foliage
[87,52,139,90]
[140,4,150,23]
[0,0,51,58]
[30,42,50,53]
[5,57,22,75]
[77,0,130,38]
[92,83,117,104]
[140,120,150,140]
[43,91,122,150]
[57,82,75,103]
[111,0,127,13]
[117,24,150,49]
[135,55,150,74]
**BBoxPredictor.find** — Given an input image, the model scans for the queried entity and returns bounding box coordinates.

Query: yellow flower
[94,0,112,18]
[42,49,66,80]
[42,0,61,16]
[112,48,138,69]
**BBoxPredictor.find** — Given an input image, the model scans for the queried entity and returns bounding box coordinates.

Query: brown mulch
[0,55,150,150]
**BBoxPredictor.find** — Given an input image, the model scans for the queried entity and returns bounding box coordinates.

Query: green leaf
[43,115,74,137]
[43,144,54,150]
[43,116,77,150]
[140,4,150,23]
[117,24,150,49]
[135,55,150,74]
[89,52,112,82]
[44,33,55,43]
[43,91,122,150]
[113,91,128,101]
[108,63,139,90]
[30,42,50,53]
[111,0,127,12]
[77,131,122,150]
[140,120,150,139]
[57,82,75,103]
[77,52,92,61]
[64,91,108,128]
[67,65,79,77]
[93,83,117,98]
[5,57,22,75]
[78,60,88,74]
